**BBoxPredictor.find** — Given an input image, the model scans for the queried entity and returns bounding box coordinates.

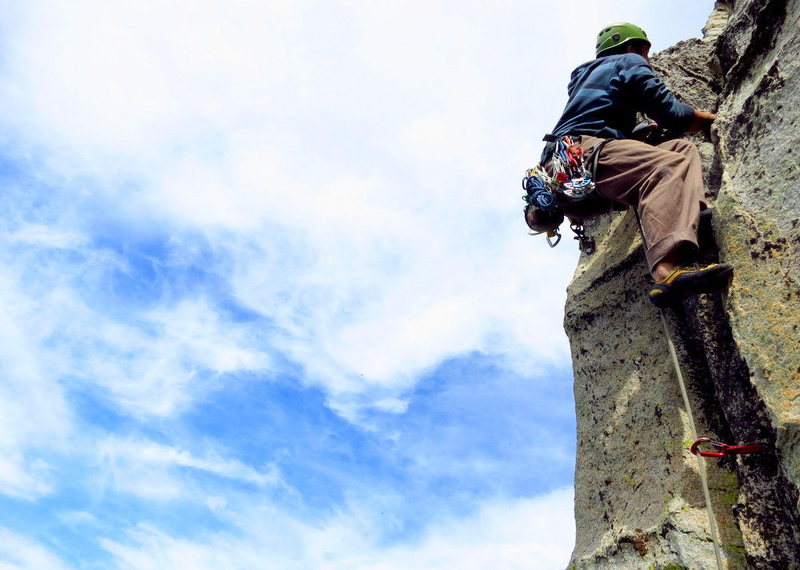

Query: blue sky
[0,1,713,568]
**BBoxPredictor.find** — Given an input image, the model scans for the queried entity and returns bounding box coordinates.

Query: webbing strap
[589,138,614,181]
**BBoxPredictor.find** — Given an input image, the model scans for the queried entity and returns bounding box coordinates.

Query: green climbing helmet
[595,22,650,57]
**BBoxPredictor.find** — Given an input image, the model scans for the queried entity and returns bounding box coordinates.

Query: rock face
[564,1,800,568]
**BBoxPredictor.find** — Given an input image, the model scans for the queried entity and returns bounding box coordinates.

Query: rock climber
[527,22,733,307]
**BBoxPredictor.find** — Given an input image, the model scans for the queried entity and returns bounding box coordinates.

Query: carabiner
[690,437,765,458]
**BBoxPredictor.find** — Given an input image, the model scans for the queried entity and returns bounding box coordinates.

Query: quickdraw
[547,230,562,248]
[550,136,595,200]
[571,223,595,254]
[690,438,766,458]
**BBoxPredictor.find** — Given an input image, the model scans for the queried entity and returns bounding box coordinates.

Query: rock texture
[564,1,800,568]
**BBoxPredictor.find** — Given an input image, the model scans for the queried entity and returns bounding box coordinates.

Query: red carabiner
[690,437,765,458]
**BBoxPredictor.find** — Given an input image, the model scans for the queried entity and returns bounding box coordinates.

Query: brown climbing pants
[565,135,707,276]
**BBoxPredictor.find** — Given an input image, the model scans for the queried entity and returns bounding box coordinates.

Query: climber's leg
[586,136,705,278]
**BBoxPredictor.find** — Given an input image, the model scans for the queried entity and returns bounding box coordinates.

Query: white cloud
[66,297,271,417]
[0,1,599,428]
[96,437,281,502]
[0,273,72,499]
[101,487,574,570]
[58,510,98,528]
[0,0,586,415]
[1,272,267,420]
[227,216,577,419]
[8,225,87,249]
[0,454,53,501]
[361,487,575,570]
[0,219,272,499]
[0,528,70,570]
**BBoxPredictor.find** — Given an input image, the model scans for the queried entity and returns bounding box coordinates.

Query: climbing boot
[648,263,734,308]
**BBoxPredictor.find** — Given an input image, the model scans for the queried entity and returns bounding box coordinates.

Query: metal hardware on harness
[570,223,595,254]
[690,438,766,458]
[524,136,597,209]
[551,136,595,200]
[522,135,601,252]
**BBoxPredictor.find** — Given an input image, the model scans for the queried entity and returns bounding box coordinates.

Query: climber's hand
[631,120,660,141]
[686,109,717,134]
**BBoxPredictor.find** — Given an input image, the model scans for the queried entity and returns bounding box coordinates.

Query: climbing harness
[522,135,604,252]
[691,438,765,458]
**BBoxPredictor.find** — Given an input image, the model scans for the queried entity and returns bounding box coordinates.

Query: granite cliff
[564,1,800,568]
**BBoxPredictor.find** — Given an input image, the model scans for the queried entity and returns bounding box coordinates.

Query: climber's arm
[684,109,717,134]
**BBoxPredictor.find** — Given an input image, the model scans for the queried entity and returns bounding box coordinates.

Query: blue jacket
[542,53,695,160]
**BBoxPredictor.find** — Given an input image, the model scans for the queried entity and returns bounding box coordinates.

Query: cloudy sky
[0,1,714,568]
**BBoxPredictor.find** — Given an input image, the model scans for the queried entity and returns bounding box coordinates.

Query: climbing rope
[632,210,724,569]
[522,169,558,211]
[659,310,725,570]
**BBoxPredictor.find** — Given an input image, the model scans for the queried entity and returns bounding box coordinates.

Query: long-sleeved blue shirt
[542,53,695,160]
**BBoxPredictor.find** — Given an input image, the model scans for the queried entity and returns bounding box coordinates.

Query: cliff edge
[564,1,800,568]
